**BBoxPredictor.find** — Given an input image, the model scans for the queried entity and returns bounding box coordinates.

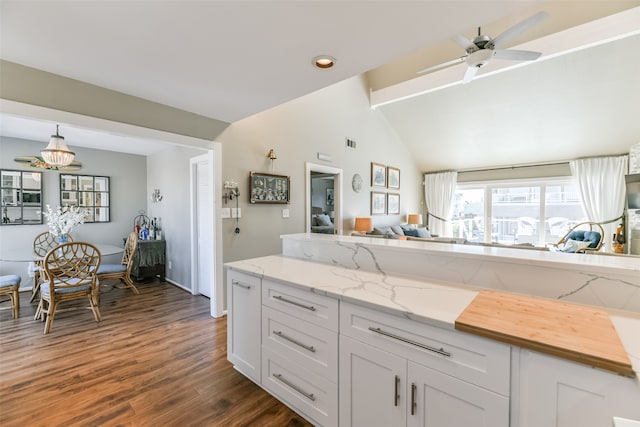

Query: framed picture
[387,166,400,190]
[326,188,334,206]
[387,193,400,215]
[371,191,386,215]
[250,171,290,204]
[371,162,386,188]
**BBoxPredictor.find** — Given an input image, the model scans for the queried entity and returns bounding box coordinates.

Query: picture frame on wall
[371,191,386,215]
[249,171,290,204]
[387,193,400,215]
[387,166,400,190]
[326,188,334,206]
[371,162,386,188]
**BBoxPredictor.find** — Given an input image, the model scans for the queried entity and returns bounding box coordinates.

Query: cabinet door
[227,271,261,383]
[407,362,509,427]
[515,349,640,427]
[340,335,407,427]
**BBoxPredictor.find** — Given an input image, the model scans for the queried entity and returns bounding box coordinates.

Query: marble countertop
[226,254,640,377]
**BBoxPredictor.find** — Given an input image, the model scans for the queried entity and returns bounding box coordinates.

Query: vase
[58,234,68,244]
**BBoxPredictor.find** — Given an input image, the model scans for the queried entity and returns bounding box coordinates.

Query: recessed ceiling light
[313,55,336,69]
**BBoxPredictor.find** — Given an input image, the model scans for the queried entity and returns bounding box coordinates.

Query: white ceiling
[1,1,639,168]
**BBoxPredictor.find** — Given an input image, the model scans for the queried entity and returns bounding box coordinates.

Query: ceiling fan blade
[416,56,465,74]
[492,11,548,49]
[493,49,542,61]
[453,34,474,50]
[463,66,479,84]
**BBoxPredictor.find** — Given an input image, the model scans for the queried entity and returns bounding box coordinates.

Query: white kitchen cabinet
[339,301,510,427]
[407,361,509,427]
[226,270,261,382]
[340,335,407,427]
[513,349,640,427]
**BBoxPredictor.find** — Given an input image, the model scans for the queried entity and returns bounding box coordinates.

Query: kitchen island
[225,234,640,427]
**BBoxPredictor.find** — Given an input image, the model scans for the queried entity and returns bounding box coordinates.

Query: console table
[132,239,166,281]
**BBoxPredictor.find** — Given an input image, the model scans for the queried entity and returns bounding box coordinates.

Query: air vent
[345,138,356,149]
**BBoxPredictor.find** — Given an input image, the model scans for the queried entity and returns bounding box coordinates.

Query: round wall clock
[352,173,363,193]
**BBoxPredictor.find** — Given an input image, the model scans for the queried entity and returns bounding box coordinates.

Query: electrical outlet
[168,261,172,270]
[282,208,290,218]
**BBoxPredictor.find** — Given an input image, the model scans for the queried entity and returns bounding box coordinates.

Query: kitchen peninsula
[226,233,640,427]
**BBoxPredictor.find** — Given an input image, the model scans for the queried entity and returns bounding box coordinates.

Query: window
[1,169,43,225]
[453,178,586,246]
[60,174,110,222]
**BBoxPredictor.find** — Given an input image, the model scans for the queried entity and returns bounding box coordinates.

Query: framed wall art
[387,166,400,190]
[250,171,290,204]
[387,193,400,215]
[371,162,386,188]
[371,191,386,215]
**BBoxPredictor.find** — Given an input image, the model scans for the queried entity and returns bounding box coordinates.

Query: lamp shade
[408,214,422,225]
[41,125,75,167]
[354,217,372,233]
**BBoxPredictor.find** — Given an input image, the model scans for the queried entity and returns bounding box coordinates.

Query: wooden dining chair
[97,232,139,295]
[0,274,21,319]
[31,231,73,303]
[36,241,101,334]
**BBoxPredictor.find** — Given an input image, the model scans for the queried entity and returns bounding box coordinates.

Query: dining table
[0,242,124,263]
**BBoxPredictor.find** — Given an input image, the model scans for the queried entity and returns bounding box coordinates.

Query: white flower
[44,205,88,237]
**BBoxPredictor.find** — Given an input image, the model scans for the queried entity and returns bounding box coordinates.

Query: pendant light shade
[41,125,75,167]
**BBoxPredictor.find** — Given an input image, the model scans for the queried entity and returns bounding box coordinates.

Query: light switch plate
[231,208,241,218]
[282,208,290,218]
[221,208,231,218]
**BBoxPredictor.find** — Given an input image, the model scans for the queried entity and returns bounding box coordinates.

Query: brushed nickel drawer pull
[231,280,251,290]
[394,375,400,407]
[273,330,316,353]
[368,327,451,357]
[273,295,316,311]
[411,382,417,416]
[273,373,316,401]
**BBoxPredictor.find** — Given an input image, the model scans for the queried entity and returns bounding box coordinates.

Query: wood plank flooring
[0,280,313,427]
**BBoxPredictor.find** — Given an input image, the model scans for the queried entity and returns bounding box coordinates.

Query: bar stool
[0,274,21,319]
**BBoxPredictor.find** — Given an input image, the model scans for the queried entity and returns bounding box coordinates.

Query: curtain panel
[424,171,457,237]
[570,155,628,252]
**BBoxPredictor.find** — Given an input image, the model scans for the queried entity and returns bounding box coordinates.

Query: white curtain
[424,171,457,237]
[570,155,628,252]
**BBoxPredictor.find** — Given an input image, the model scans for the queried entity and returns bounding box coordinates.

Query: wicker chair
[553,221,604,253]
[31,231,73,303]
[36,242,101,334]
[97,232,139,295]
[0,275,21,319]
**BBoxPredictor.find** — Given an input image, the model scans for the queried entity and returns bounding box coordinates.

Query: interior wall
[217,75,423,263]
[0,136,146,286]
[146,145,208,290]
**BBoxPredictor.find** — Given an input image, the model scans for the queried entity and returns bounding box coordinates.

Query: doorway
[305,162,343,234]
[190,149,224,317]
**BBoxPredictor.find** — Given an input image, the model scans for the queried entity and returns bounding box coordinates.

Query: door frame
[305,162,343,235]
[189,147,224,317]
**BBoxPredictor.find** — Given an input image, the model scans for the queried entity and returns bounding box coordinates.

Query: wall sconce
[267,149,277,172]
[223,180,240,204]
[151,189,163,203]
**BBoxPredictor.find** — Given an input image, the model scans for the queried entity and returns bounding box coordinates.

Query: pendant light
[41,124,75,167]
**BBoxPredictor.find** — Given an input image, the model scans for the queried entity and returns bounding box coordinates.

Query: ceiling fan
[417,11,548,83]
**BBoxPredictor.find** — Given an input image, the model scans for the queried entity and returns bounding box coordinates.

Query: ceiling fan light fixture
[41,124,75,167]
[313,55,335,69]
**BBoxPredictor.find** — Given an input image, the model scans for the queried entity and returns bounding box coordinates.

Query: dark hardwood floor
[0,280,313,427]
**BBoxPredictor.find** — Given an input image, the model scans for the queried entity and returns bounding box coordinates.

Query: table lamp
[408,214,422,227]
[354,217,372,234]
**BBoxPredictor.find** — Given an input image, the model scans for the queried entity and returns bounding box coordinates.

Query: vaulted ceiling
[1,1,639,170]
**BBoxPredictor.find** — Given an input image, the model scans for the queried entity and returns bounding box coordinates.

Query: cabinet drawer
[262,279,338,332]
[262,306,338,383]
[340,302,510,396]
[262,347,338,427]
